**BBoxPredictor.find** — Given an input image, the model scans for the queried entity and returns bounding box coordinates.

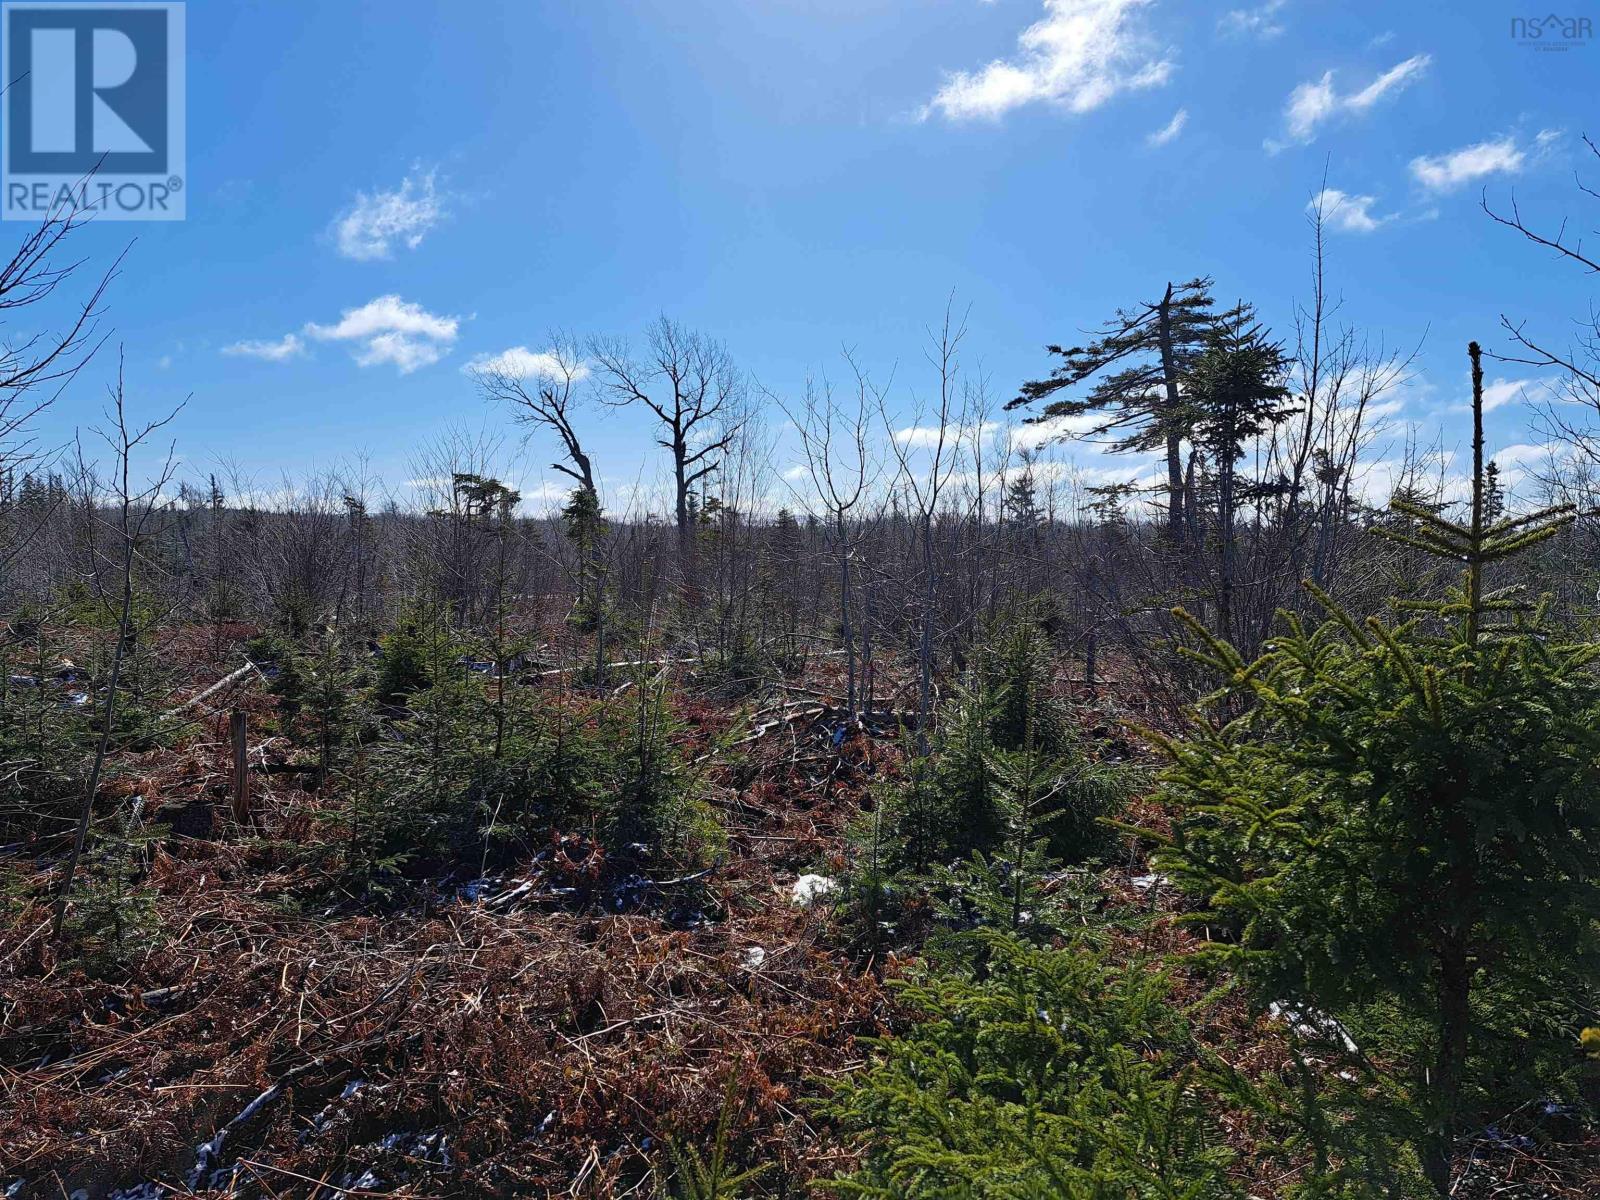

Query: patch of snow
[1267,1001,1358,1055]
[791,874,840,906]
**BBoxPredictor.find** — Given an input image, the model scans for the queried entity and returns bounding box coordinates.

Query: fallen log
[160,661,265,720]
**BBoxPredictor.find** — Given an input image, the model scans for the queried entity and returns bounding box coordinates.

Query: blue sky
[24,0,1600,511]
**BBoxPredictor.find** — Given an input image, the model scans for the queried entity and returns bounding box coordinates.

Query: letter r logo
[5,4,171,174]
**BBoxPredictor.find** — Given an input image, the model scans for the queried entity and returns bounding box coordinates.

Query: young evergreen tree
[562,483,610,685]
[822,930,1247,1198]
[1187,308,1295,645]
[1149,343,1600,1195]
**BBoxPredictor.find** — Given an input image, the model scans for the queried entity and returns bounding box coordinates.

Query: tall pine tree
[1010,278,1229,541]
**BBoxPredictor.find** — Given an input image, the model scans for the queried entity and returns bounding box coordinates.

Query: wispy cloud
[921,0,1174,123]
[1479,377,1542,412]
[1268,53,1430,149]
[1309,187,1393,233]
[1409,136,1524,191]
[1009,412,1105,451]
[305,295,460,373]
[1146,107,1188,146]
[893,422,987,449]
[221,333,305,362]
[1219,0,1287,39]
[330,166,449,261]
[463,346,589,382]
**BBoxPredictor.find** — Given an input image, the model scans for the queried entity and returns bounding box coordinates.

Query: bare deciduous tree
[53,358,183,937]
[882,299,970,751]
[589,317,745,564]
[471,333,597,495]
[0,199,122,599]
[776,352,881,714]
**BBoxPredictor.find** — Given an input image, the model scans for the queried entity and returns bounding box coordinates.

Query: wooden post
[230,709,250,826]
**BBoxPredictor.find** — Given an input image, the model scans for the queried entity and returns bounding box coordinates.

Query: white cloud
[1409,136,1524,191]
[1479,377,1540,412]
[922,0,1174,123]
[354,332,448,373]
[1009,412,1105,451]
[1490,442,1552,470]
[221,333,305,362]
[1363,395,1407,421]
[304,294,459,374]
[1485,441,1564,495]
[1269,53,1430,148]
[508,480,572,507]
[331,167,448,261]
[1219,0,1287,39]
[1146,107,1188,146]
[1310,187,1392,233]
[894,422,984,449]
[1343,54,1430,111]
[463,346,589,382]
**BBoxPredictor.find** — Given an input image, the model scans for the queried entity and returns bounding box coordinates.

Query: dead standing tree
[1483,136,1600,455]
[471,335,612,675]
[775,353,882,715]
[589,317,745,574]
[1267,187,1414,618]
[0,198,121,604]
[882,300,970,752]
[471,334,597,496]
[53,359,184,938]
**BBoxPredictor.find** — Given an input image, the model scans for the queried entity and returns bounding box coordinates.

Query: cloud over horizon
[305,294,461,373]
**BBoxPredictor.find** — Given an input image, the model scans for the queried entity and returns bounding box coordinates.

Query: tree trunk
[1155,282,1186,543]
[673,442,692,565]
[1217,411,1237,645]
[53,508,136,937]
[838,516,855,714]
[917,513,935,754]
[1424,931,1470,1196]
[591,544,608,691]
